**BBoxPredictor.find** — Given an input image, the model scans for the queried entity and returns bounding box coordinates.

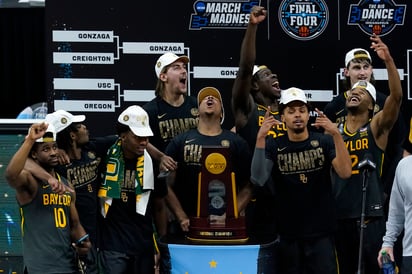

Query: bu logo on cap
[61,117,68,125]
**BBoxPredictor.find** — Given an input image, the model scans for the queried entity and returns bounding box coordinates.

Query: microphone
[357,153,376,171]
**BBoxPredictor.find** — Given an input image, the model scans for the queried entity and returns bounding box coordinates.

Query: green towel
[98,138,154,216]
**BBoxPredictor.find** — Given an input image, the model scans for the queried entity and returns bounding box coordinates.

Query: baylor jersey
[20,175,75,274]
[334,122,385,219]
[237,103,287,150]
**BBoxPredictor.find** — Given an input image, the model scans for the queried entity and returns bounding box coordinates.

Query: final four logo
[348,0,406,36]
[278,0,329,41]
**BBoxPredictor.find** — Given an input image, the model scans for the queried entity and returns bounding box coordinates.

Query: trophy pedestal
[187,146,248,244]
[187,216,248,244]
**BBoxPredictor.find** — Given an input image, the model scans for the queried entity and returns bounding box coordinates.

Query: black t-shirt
[265,131,337,239]
[99,157,167,255]
[143,96,199,152]
[55,135,117,244]
[165,128,251,217]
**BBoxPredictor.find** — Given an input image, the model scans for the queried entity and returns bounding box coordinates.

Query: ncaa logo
[279,0,329,41]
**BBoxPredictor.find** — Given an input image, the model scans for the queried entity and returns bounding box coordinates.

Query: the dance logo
[348,0,406,36]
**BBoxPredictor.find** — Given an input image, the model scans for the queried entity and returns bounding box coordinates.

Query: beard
[290,127,305,134]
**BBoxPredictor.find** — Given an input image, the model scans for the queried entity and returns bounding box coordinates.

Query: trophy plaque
[187,146,248,243]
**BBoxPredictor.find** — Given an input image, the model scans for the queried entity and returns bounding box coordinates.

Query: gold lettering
[345,138,369,152]
[159,118,198,141]
[123,170,135,189]
[51,193,58,204]
[183,144,202,163]
[276,123,287,131]
[299,174,308,184]
[121,192,128,202]
[43,193,72,206]
[43,194,49,204]
[66,159,100,186]
[258,115,264,126]
[277,148,324,174]
[136,156,144,186]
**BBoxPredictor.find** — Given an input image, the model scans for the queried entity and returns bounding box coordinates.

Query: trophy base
[187,216,248,244]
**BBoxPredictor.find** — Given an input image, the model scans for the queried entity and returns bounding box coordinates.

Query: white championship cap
[45,110,86,133]
[280,87,307,105]
[154,52,189,78]
[345,48,372,67]
[118,105,153,137]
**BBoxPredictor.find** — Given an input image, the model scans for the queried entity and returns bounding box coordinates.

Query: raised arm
[4,123,52,206]
[232,6,267,129]
[5,123,48,189]
[370,34,403,150]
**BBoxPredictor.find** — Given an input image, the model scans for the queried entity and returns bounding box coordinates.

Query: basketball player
[231,5,283,241]
[143,52,199,272]
[143,52,199,238]
[164,87,251,233]
[332,34,403,274]
[5,122,91,274]
[251,87,351,273]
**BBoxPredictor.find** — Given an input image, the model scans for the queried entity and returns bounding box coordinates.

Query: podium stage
[159,235,279,274]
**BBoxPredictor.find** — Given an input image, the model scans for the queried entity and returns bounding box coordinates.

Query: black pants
[335,217,385,274]
[278,234,338,274]
[400,256,412,274]
[99,250,154,274]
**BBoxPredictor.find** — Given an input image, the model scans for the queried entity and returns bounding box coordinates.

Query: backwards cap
[280,87,307,105]
[45,110,86,133]
[32,123,57,143]
[118,105,153,137]
[345,48,372,67]
[252,65,268,76]
[351,80,376,103]
[155,52,189,78]
[197,86,225,124]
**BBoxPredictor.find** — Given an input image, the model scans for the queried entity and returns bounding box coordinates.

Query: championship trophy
[187,146,248,243]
